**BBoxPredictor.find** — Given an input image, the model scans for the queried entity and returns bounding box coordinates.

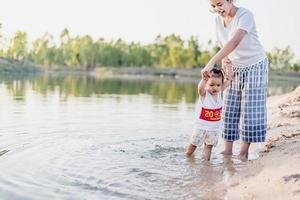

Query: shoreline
[224,86,300,199]
[0,55,299,80]
[94,66,300,80]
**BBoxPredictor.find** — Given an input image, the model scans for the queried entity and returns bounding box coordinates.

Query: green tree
[185,36,201,68]
[127,42,153,67]
[267,46,295,71]
[6,31,28,60]
[291,59,300,72]
[28,33,56,67]
[73,35,98,69]
[59,28,73,66]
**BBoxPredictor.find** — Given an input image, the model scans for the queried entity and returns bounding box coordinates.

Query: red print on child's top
[199,107,222,121]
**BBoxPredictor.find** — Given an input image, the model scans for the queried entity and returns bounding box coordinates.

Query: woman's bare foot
[238,153,248,162]
[239,142,250,161]
[221,150,233,155]
[221,141,233,155]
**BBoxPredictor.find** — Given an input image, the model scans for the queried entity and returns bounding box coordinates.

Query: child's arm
[198,71,209,96]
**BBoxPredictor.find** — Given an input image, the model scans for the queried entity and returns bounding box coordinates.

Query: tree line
[1,28,299,71]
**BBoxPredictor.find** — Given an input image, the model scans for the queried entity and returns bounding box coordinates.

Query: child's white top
[194,91,223,131]
[216,7,266,67]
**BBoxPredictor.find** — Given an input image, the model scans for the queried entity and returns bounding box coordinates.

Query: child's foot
[186,152,193,157]
[202,154,211,161]
[203,144,213,161]
[186,144,197,156]
[186,154,196,163]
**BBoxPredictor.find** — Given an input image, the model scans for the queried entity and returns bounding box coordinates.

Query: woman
[202,0,268,159]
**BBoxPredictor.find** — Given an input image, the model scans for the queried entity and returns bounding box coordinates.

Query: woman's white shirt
[216,7,266,67]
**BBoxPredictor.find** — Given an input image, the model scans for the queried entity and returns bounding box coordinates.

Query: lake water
[0,74,299,200]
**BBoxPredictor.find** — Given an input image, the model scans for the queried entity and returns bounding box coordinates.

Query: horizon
[1,0,300,58]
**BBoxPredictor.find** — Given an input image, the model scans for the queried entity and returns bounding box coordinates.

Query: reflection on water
[0,74,298,199]
[1,74,299,103]
[2,74,198,104]
[268,77,300,96]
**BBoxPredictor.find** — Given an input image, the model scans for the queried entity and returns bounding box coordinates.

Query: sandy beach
[224,85,300,200]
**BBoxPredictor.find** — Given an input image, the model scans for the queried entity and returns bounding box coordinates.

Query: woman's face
[210,0,233,17]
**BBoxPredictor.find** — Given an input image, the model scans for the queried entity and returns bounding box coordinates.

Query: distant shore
[94,66,300,79]
[1,57,300,81]
[224,86,300,200]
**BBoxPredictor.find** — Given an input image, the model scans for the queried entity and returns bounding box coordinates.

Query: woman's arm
[202,29,247,73]
[221,58,234,91]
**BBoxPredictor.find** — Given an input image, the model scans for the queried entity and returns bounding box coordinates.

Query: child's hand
[202,71,210,81]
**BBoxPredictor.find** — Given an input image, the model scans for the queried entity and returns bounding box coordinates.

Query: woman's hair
[209,67,224,83]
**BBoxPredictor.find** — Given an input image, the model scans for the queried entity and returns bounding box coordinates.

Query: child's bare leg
[239,142,250,160]
[203,144,213,160]
[221,141,233,155]
[186,144,197,156]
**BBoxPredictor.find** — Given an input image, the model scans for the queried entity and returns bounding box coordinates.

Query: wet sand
[225,85,300,199]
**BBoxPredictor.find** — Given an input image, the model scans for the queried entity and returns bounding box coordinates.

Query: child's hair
[209,68,224,83]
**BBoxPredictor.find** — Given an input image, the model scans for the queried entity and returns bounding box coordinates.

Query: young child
[186,67,232,160]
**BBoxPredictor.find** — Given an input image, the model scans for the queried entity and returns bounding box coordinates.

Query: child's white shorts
[189,129,220,147]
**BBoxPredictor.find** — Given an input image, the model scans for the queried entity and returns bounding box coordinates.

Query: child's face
[206,77,222,95]
[210,0,233,18]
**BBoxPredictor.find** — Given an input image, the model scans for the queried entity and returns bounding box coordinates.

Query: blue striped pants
[222,58,268,143]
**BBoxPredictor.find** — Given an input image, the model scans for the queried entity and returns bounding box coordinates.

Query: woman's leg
[203,144,213,160]
[186,144,197,156]
[239,142,250,159]
[222,82,242,154]
[241,59,268,157]
[221,141,233,155]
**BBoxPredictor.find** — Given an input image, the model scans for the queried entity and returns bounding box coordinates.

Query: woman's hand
[202,71,210,81]
[201,63,214,78]
[222,57,232,68]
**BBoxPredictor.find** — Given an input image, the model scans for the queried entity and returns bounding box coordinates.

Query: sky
[1,0,300,58]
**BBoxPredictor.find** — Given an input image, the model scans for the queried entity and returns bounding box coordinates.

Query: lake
[0,74,299,200]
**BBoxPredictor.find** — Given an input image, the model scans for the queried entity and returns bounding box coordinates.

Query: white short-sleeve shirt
[216,7,266,67]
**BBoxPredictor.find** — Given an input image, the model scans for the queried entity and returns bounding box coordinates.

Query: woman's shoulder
[237,7,254,17]
[215,15,224,29]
